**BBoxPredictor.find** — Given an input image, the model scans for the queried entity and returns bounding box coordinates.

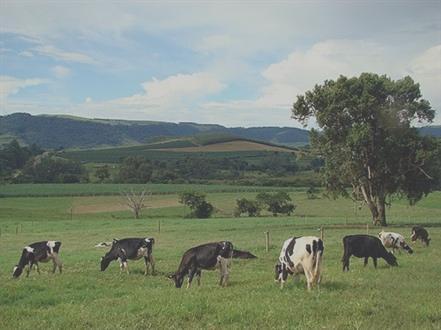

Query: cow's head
[384,251,398,267]
[167,273,184,288]
[400,241,413,254]
[12,265,23,278]
[100,252,113,271]
[220,241,234,258]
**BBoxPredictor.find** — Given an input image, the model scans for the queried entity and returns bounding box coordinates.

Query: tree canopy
[292,73,441,226]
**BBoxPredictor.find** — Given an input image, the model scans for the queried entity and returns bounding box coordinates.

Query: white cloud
[18,50,34,57]
[51,65,71,78]
[85,97,92,103]
[34,45,96,64]
[0,75,48,101]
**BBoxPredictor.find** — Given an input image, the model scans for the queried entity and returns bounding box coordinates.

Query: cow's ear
[112,238,119,244]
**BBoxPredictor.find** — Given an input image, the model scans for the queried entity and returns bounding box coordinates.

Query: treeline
[1,141,323,186]
[0,140,87,183]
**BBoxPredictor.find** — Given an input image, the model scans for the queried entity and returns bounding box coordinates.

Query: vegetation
[94,165,111,183]
[256,191,296,216]
[234,198,262,217]
[0,140,43,180]
[0,189,440,328]
[293,73,441,226]
[179,191,214,218]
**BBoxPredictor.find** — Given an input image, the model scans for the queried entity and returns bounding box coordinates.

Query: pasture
[0,185,440,329]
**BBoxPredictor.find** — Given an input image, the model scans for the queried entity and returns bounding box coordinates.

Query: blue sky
[1,1,440,127]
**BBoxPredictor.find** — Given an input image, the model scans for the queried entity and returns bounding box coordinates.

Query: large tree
[292,73,440,226]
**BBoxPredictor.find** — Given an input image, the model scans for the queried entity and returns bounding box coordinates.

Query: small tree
[122,189,151,219]
[95,165,110,183]
[235,198,262,217]
[306,185,319,199]
[256,191,296,216]
[179,192,214,219]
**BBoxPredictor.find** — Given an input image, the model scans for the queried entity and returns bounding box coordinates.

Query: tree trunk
[360,184,387,226]
[376,195,387,226]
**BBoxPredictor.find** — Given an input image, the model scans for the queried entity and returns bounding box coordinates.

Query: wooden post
[366,223,369,235]
[158,220,161,233]
[70,207,73,221]
[16,225,18,235]
[265,231,270,252]
[320,226,324,240]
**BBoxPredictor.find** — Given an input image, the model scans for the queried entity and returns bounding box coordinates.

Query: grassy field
[0,187,440,329]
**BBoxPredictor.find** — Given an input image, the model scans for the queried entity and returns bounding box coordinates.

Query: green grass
[0,183,301,197]
[0,189,441,329]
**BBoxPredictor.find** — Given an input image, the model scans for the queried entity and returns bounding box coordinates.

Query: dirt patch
[153,141,293,153]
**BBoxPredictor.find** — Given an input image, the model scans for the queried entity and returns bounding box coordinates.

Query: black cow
[411,226,431,246]
[13,241,62,278]
[100,237,155,275]
[342,235,397,271]
[168,241,233,288]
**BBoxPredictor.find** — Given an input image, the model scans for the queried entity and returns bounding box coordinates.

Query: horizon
[1,1,440,127]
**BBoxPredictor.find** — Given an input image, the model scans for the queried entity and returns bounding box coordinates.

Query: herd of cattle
[12,225,431,290]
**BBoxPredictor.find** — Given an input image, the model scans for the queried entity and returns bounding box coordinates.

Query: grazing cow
[12,241,62,278]
[168,241,233,288]
[342,235,397,271]
[232,249,257,259]
[411,226,431,246]
[100,237,155,275]
[274,236,324,290]
[378,231,413,254]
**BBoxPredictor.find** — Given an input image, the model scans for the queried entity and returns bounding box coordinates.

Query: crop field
[0,186,440,329]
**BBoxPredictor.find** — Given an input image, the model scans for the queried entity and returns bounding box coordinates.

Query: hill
[0,113,309,149]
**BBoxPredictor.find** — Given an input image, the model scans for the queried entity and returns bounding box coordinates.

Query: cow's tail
[312,239,324,283]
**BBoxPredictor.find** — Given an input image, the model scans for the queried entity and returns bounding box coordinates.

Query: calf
[169,241,233,288]
[342,235,397,271]
[378,231,413,254]
[12,241,62,278]
[411,226,431,246]
[275,236,324,290]
[100,237,155,275]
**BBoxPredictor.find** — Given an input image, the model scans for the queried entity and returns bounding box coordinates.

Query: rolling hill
[0,113,309,149]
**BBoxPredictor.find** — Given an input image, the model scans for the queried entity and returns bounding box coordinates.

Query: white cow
[275,236,324,290]
[378,231,413,254]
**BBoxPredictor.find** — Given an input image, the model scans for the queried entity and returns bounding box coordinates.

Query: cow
[378,231,413,254]
[100,237,155,275]
[12,241,62,278]
[342,235,398,271]
[274,236,324,290]
[411,226,431,246]
[168,241,233,288]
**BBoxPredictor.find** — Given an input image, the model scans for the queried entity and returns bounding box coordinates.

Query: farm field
[0,186,440,329]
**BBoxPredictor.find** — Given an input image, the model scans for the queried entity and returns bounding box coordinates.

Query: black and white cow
[168,241,234,288]
[411,226,431,246]
[378,231,413,254]
[12,241,62,278]
[275,236,324,290]
[100,237,155,275]
[342,235,397,271]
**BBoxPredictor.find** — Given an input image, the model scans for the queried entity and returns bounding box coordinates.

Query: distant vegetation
[0,112,310,149]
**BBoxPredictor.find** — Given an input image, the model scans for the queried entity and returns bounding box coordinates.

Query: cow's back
[343,235,384,257]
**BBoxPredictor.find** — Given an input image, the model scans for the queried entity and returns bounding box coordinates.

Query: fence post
[366,223,369,235]
[16,225,18,235]
[265,231,270,252]
[158,220,161,233]
[320,226,324,240]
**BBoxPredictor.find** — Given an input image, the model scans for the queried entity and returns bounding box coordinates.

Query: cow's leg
[342,254,350,272]
[218,257,229,287]
[52,253,62,274]
[364,257,369,267]
[35,262,41,274]
[373,257,377,268]
[196,269,202,286]
[27,262,33,277]
[149,254,155,275]
[143,256,149,276]
[187,268,197,289]
[118,258,129,274]
[304,268,313,291]
[280,264,289,289]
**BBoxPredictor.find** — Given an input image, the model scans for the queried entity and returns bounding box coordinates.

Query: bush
[179,191,214,219]
[235,198,262,217]
[256,191,296,216]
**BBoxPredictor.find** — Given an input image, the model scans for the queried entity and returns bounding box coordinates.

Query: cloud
[0,75,48,101]
[51,65,71,78]
[34,45,96,64]
[18,50,34,57]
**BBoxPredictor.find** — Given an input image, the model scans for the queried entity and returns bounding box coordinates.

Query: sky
[0,1,440,128]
